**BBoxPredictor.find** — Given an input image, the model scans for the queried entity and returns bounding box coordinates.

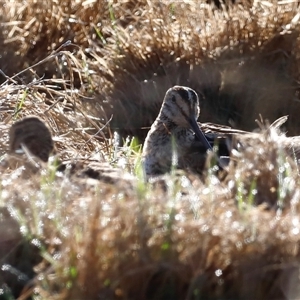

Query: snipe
[9,116,54,162]
[7,116,134,184]
[142,85,231,176]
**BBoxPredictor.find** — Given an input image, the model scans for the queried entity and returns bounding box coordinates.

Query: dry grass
[1,0,300,299]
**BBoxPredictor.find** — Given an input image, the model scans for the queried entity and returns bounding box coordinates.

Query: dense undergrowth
[1,0,300,299]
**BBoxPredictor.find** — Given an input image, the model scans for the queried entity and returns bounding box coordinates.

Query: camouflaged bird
[9,116,54,162]
[142,86,231,176]
[8,116,134,184]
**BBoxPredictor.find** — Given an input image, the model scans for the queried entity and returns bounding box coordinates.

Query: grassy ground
[1,0,300,299]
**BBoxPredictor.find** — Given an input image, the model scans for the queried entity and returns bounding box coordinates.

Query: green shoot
[14,88,28,117]
[93,25,106,45]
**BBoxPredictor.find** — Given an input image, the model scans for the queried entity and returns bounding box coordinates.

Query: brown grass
[1,0,300,299]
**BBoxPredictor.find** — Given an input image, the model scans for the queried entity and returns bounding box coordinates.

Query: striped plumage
[142,85,225,176]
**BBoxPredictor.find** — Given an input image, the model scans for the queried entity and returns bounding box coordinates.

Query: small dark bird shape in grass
[8,116,134,184]
[9,116,54,162]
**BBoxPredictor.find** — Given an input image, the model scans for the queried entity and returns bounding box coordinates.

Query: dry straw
[1,0,300,299]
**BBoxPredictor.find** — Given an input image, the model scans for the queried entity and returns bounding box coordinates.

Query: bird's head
[159,85,212,150]
[160,85,200,128]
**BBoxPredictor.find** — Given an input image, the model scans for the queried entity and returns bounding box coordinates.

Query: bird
[9,116,54,162]
[142,85,233,176]
[7,115,135,184]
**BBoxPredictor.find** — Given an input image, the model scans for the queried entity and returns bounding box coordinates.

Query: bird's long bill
[189,118,213,151]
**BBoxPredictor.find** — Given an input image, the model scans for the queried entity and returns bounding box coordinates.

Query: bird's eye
[171,95,176,102]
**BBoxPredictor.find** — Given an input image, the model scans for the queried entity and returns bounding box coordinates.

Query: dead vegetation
[1,0,300,299]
